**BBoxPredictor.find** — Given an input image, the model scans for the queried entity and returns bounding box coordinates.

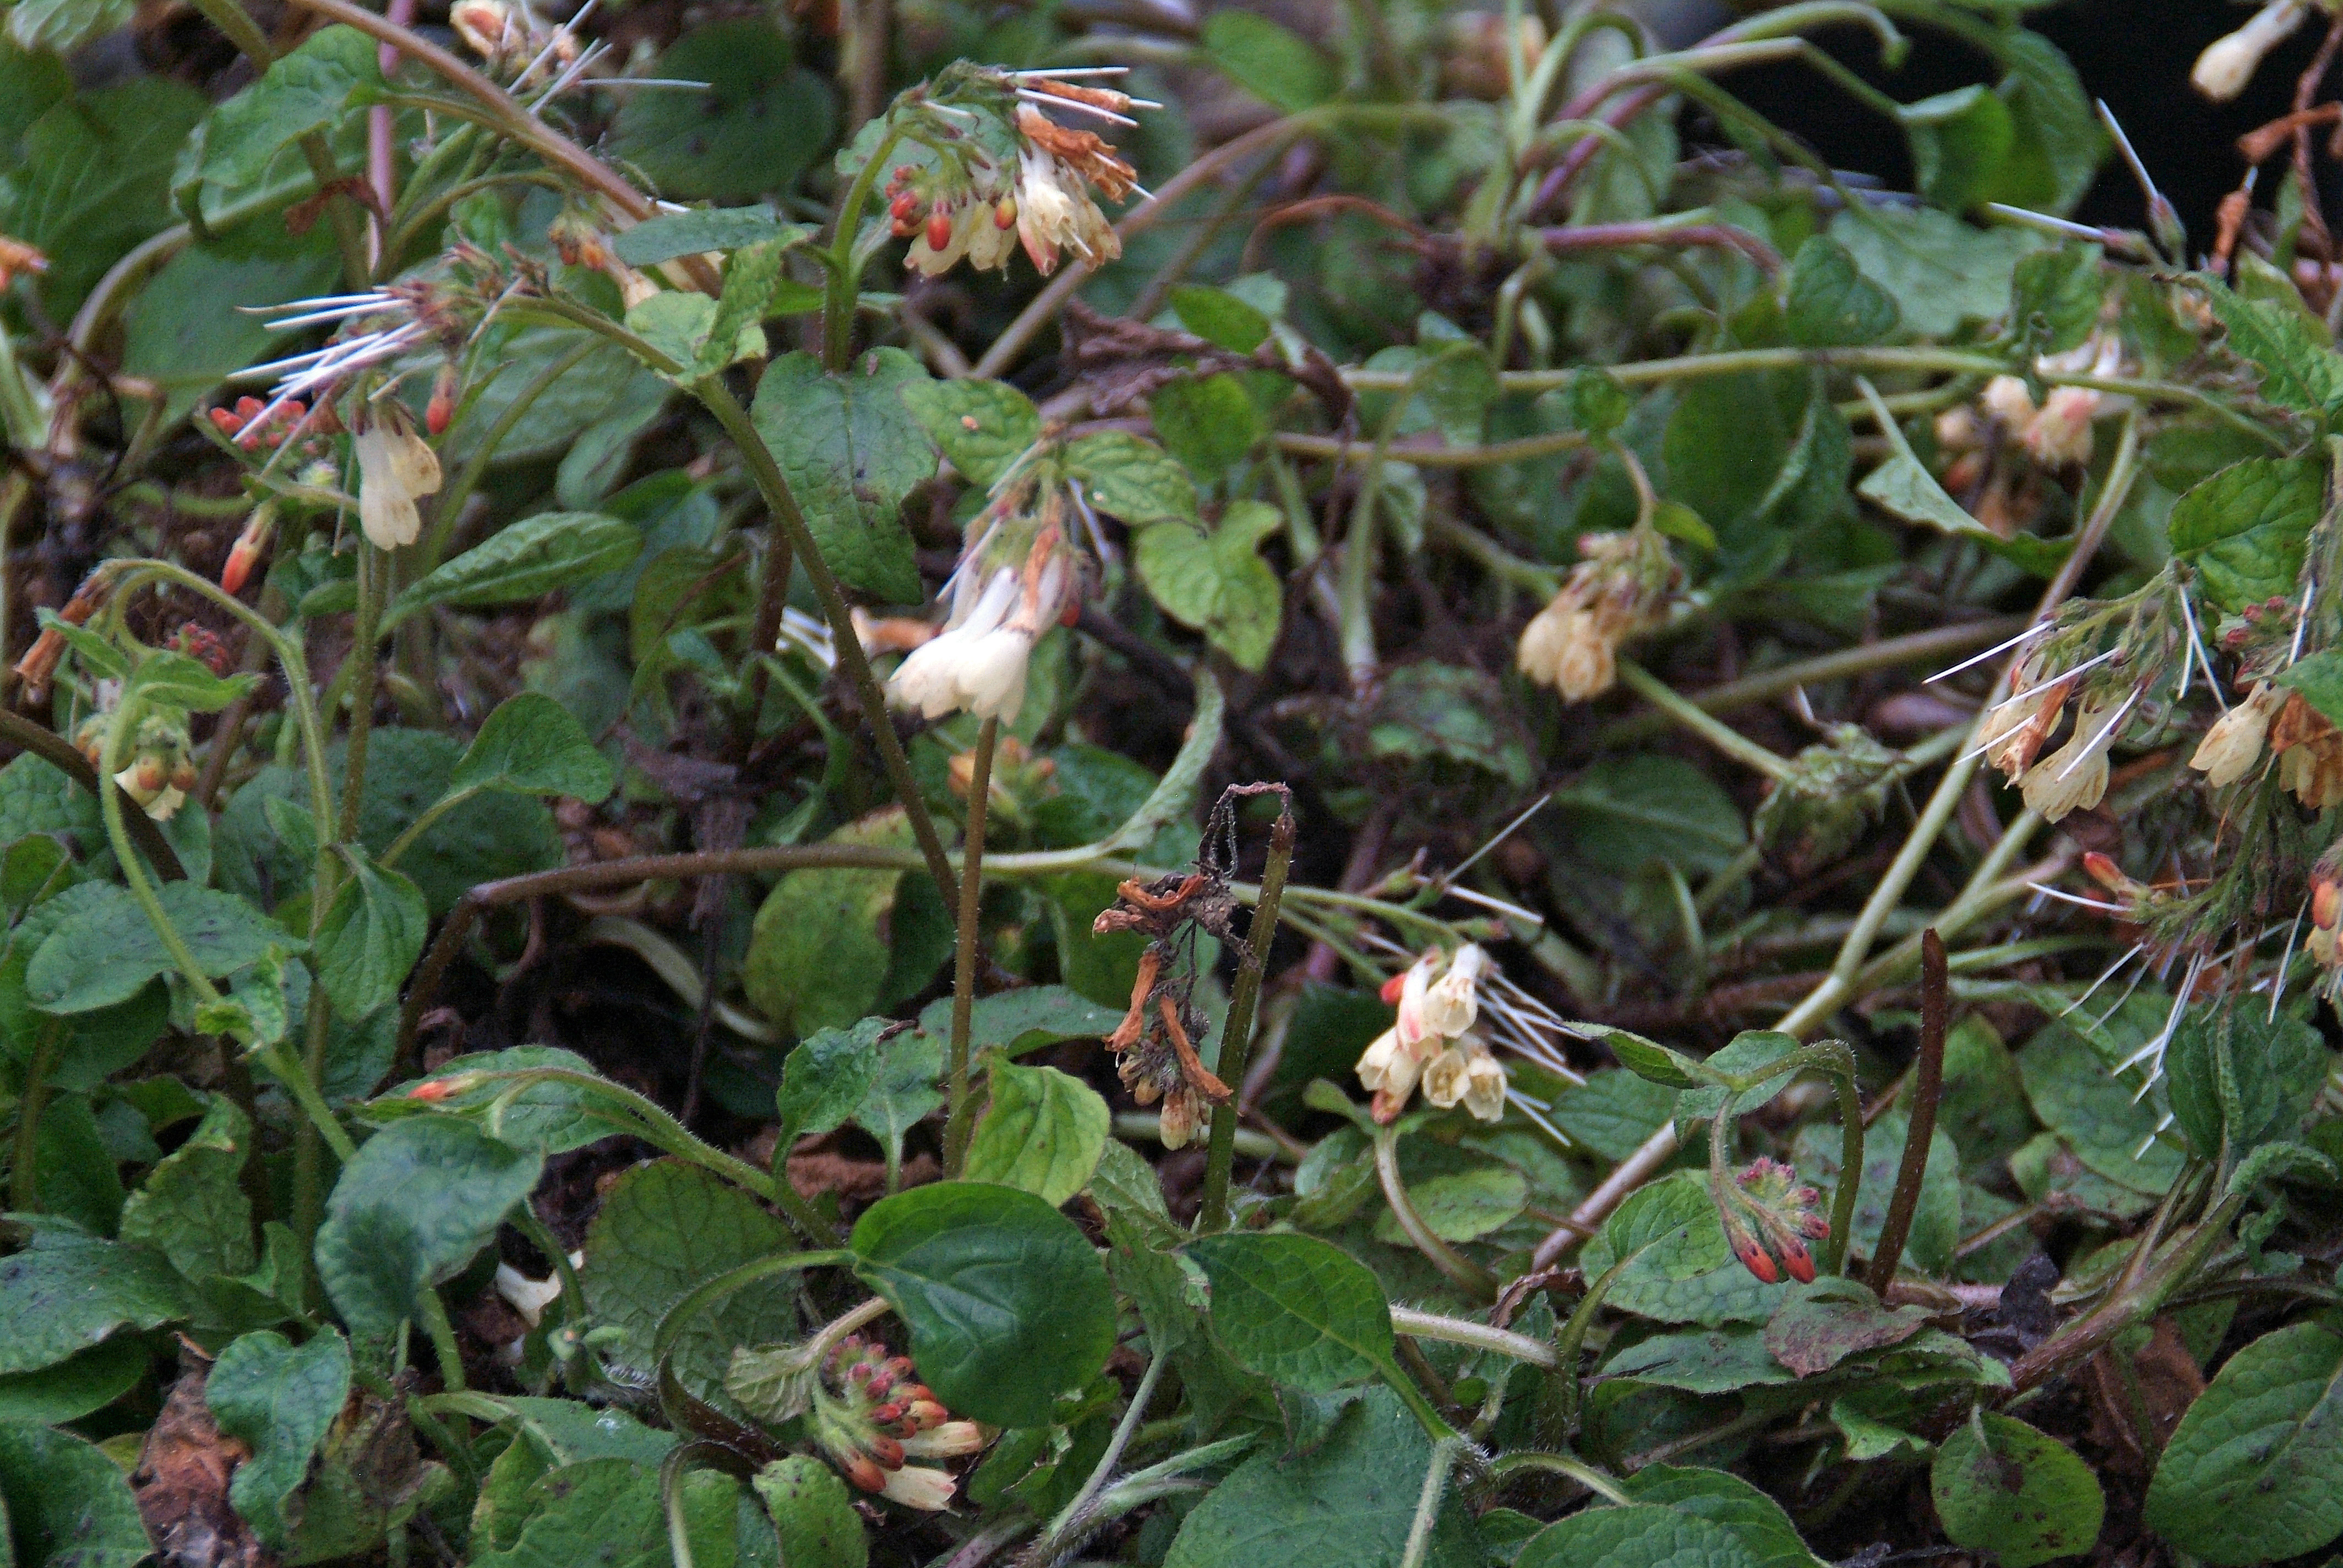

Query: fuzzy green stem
[1375,1126,1499,1300]
[9,1021,61,1213]
[417,1285,467,1392]
[1821,1049,1864,1278]
[1397,1438,1463,1568]
[823,126,903,371]
[1615,660,1797,781]
[1196,796,1296,1233]
[1868,929,1948,1291]
[1388,1306,1557,1367]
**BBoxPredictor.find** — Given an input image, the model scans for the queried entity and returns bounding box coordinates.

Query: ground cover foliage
[1,0,2342,1565]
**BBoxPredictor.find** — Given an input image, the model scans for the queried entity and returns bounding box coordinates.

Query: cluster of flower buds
[75,699,196,822]
[1968,331,2128,471]
[208,395,332,453]
[548,210,657,308]
[1355,944,1508,1124]
[885,67,1148,279]
[1516,525,1679,702]
[887,493,1081,725]
[1719,1156,1829,1284]
[811,1337,984,1510]
[2194,0,2311,100]
[167,622,235,678]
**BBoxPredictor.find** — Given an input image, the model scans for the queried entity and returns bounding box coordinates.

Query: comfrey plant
[13,3,2343,1568]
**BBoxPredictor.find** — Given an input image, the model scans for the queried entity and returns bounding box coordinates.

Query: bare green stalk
[1868,929,1948,1292]
[941,716,998,1179]
[1196,792,1296,1233]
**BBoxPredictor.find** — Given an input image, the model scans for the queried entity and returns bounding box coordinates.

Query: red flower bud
[840,1453,887,1493]
[221,537,260,596]
[924,204,954,253]
[1732,1238,1779,1284]
[1777,1234,1816,1284]
[1379,971,1409,1005]
[427,363,460,437]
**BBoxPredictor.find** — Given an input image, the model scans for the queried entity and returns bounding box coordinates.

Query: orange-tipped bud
[865,1435,904,1470]
[170,758,199,794]
[2315,876,2342,932]
[925,204,955,253]
[407,1079,457,1102]
[840,1453,887,1493]
[1731,1237,1779,1284]
[995,195,1018,230]
[1379,971,1409,1005]
[222,536,261,596]
[1777,1235,1816,1284]
[427,363,460,437]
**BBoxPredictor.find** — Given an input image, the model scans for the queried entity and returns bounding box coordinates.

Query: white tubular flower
[1391,951,1442,1047]
[1014,143,1120,276]
[1355,1026,1421,1102]
[2191,681,2280,786]
[493,1262,562,1328]
[887,568,1021,719]
[2021,694,2121,821]
[353,405,442,550]
[1516,599,1573,687]
[1981,374,2039,432]
[2194,0,2310,100]
[1419,944,1489,1038]
[1459,1050,1508,1123]
[877,1466,957,1510]
[1420,1045,1470,1109]
[900,1421,987,1460]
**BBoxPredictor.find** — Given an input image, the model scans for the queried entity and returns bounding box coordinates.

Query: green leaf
[0,754,101,858]
[1674,1030,1801,1131]
[2008,244,2104,357]
[0,1419,153,1568]
[1784,236,1898,347]
[743,809,922,1034]
[608,21,835,201]
[121,241,341,421]
[1827,206,2039,340]
[375,1046,611,1153]
[469,1457,666,1568]
[1619,1466,1824,1568]
[206,1329,352,1548]
[126,650,259,715]
[7,0,132,53]
[2017,994,2182,1196]
[751,1456,866,1568]
[1369,661,1533,786]
[1899,85,2015,215]
[1518,1502,1766,1568]
[185,25,382,198]
[2145,1320,2343,1563]
[26,883,296,1014]
[314,1115,542,1340]
[1763,1279,1930,1377]
[1579,1171,1786,1326]
[1,80,205,311]
[696,239,790,374]
[750,350,932,603]
[579,1160,799,1403]
[1202,9,1336,112]
[2200,273,2343,421]
[1370,1162,1527,1244]
[1187,1231,1393,1392]
[312,848,427,1023]
[1859,448,1991,539]
[1135,502,1284,671]
[0,1338,146,1427]
[1170,285,1273,353]
[773,1017,890,1144]
[848,1028,944,1176]
[2164,1005,2326,1157]
[118,1094,256,1287]
[912,985,1124,1058]
[1554,755,1748,877]
[1601,1326,1793,1396]
[26,1092,121,1235]
[1065,431,1199,526]
[389,513,642,624]
[963,1058,1110,1207]
[611,208,808,268]
[898,379,1039,489]
[449,693,615,802]
[1163,1389,1480,1568]
[2278,648,2343,728]
[1552,1070,1680,1160]
[1151,374,1266,479]
[848,1182,1116,1428]
[1088,1137,1171,1218]
[1932,1412,2103,1568]
[446,328,669,468]
[2167,456,2325,613]
[0,1233,191,1375]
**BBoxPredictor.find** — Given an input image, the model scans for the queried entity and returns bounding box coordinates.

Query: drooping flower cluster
[886,483,1083,726]
[1974,620,2160,823]
[1516,525,1679,701]
[74,688,195,823]
[449,0,580,82]
[1355,945,1508,1124]
[883,68,1149,280]
[1719,1156,1828,1285]
[810,1338,985,1511]
[352,402,444,551]
[1974,331,2129,470]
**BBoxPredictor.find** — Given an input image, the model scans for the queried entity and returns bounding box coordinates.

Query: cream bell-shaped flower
[1355,1026,1423,1104]
[1419,944,1489,1038]
[1391,950,1442,1047]
[1459,1050,1508,1122]
[1014,144,1120,275]
[2020,694,2120,821]
[877,1466,958,1510]
[353,405,442,550]
[2194,0,2310,100]
[887,568,1021,719]
[2191,682,2281,787]
[900,1422,987,1460]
